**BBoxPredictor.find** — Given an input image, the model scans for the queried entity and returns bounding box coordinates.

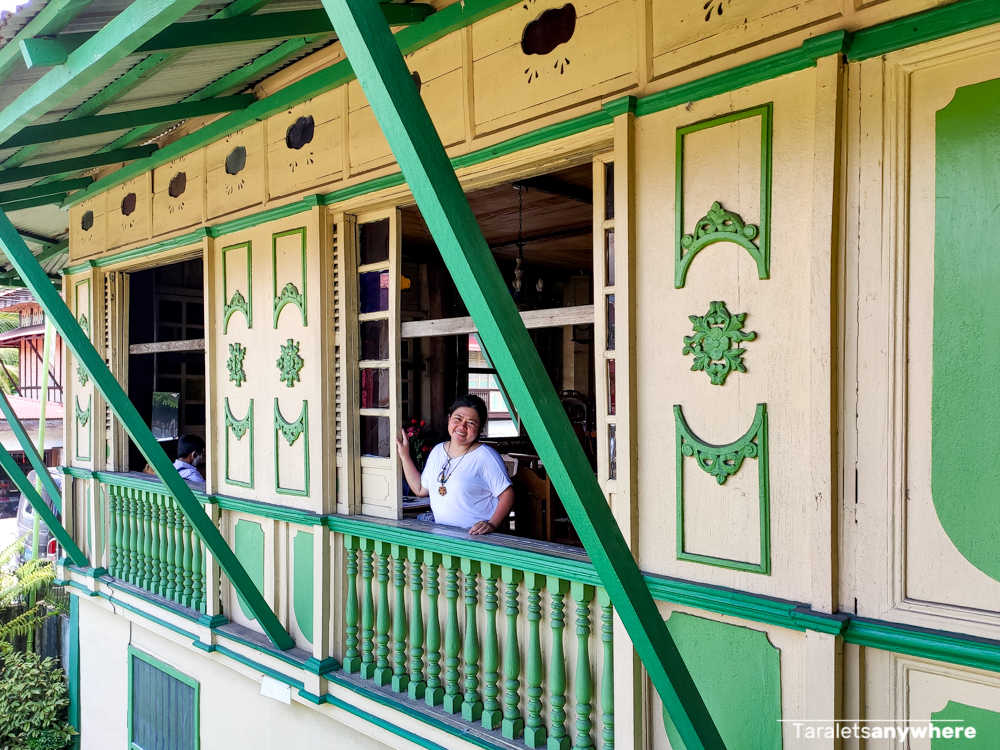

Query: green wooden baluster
[407,546,425,699]
[142,492,153,590]
[127,489,138,585]
[524,572,546,748]
[502,568,524,739]
[442,554,462,714]
[173,500,185,604]
[149,494,161,595]
[481,563,502,730]
[164,499,177,602]
[547,577,570,750]
[598,589,614,750]
[572,583,594,750]
[191,514,204,612]
[461,558,483,722]
[391,544,410,692]
[343,535,361,674]
[112,488,123,578]
[360,539,376,680]
[157,495,169,597]
[424,551,442,706]
[181,514,194,608]
[373,540,392,686]
[107,489,118,577]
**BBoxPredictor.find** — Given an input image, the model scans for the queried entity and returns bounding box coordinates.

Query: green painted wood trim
[0,0,97,85]
[274,399,310,496]
[674,404,770,574]
[0,0,212,147]
[128,644,201,750]
[233,519,266,622]
[19,38,73,70]
[0,209,295,651]
[0,146,158,186]
[271,227,308,328]
[0,95,255,150]
[674,104,772,288]
[0,444,87,566]
[224,398,255,489]
[292,530,313,643]
[68,594,80,748]
[843,617,1000,675]
[848,0,1000,61]
[0,179,91,205]
[0,194,67,212]
[0,389,63,510]
[321,4,722,747]
[62,0,525,208]
[64,228,208,276]
[221,240,252,334]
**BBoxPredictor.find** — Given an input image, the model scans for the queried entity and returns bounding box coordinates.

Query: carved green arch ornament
[674,403,770,574]
[274,399,309,497]
[932,77,1000,582]
[675,104,772,288]
[221,241,252,334]
[224,398,254,489]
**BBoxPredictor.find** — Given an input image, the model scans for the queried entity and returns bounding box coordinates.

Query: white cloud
[0,0,25,13]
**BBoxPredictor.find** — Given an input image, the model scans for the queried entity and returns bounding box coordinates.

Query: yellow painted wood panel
[207,123,265,220]
[152,150,206,237]
[651,0,838,78]
[69,194,107,261]
[106,175,151,250]
[472,0,637,134]
[267,88,345,200]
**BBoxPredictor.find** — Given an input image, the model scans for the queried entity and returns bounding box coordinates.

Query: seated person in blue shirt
[173,433,205,482]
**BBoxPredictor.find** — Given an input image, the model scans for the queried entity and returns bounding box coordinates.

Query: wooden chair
[509,466,551,541]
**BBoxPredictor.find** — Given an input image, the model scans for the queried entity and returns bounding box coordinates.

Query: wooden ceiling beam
[0,146,158,186]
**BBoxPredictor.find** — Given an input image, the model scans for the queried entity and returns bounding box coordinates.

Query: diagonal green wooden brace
[320,2,725,748]
[0,388,64,512]
[0,208,295,651]
[0,442,87,568]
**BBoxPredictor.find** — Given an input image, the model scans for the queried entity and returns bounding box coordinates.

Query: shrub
[0,650,77,750]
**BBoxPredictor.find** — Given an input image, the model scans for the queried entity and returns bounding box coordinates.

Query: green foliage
[0,312,20,396]
[0,650,77,750]
[0,534,61,646]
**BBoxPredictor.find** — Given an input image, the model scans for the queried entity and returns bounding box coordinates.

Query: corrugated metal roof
[0,396,64,421]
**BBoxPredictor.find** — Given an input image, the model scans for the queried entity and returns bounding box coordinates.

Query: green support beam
[0,146,158,186]
[16,229,62,246]
[0,194,67,212]
[0,389,65,512]
[0,208,295,651]
[19,6,432,68]
[0,0,98,85]
[0,0,216,146]
[0,179,91,204]
[0,96,256,150]
[0,443,87,568]
[320,2,725,749]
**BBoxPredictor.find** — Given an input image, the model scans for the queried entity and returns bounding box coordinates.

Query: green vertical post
[547,577,570,750]
[181,514,193,608]
[141,494,153,590]
[149,494,161,594]
[0,209,295,650]
[124,489,136,583]
[343,535,361,674]
[374,540,392,686]
[461,558,483,722]
[360,540,376,680]
[598,589,614,750]
[424,551,442,706]
[442,554,462,714]
[156,495,169,597]
[107,488,119,577]
[391,544,409,692]
[481,563,502,731]
[572,582,595,750]
[191,519,204,611]
[318,3,724,745]
[68,594,80,749]
[164,499,177,601]
[30,318,53,578]
[407,547,426,699]
[524,572,546,748]
[502,567,524,739]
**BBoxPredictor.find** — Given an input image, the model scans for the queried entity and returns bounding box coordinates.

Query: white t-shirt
[421,443,512,529]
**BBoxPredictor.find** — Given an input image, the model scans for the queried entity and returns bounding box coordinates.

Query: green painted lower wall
[233,520,265,622]
[932,76,1000,582]
[931,701,1000,748]
[293,531,313,643]
[661,612,782,750]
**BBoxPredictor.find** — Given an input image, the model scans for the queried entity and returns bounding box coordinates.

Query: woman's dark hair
[447,394,488,432]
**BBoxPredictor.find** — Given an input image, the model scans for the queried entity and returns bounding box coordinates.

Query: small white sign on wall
[260,674,291,704]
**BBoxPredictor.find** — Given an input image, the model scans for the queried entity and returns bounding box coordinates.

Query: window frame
[127,645,200,750]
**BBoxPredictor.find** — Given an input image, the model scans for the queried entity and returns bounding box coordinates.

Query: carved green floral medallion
[76,364,88,386]
[276,338,303,387]
[682,301,756,385]
[227,342,247,387]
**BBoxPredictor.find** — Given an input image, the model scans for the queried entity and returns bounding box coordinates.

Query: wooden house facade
[0,0,997,747]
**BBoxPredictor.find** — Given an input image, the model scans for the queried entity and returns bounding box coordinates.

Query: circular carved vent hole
[225,146,247,176]
[285,116,315,151]
[411,71,422,94]
[121,193,137,217]
[81,210,94,232]
[521,4,577,56]
[168,171,187,198]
